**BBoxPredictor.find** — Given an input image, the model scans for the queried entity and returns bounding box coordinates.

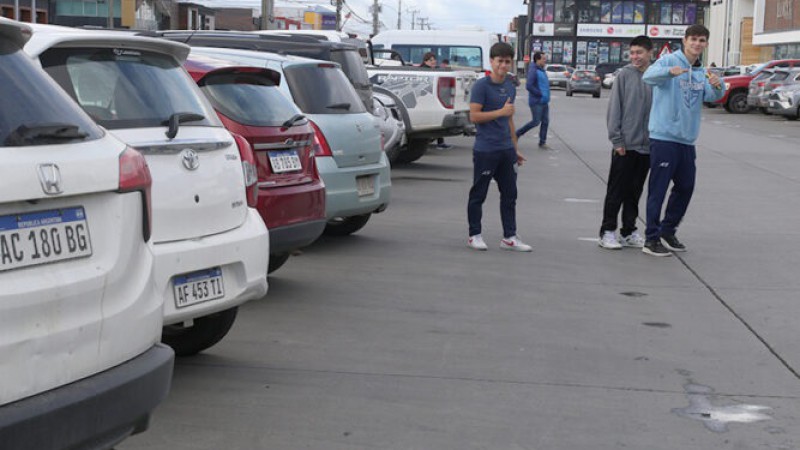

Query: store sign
[577,24,646,37]
[554,24,574,36]
[532,23,554,36]
[647,25,689,38]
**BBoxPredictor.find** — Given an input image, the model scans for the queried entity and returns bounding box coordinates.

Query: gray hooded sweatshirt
[606,64,652,154]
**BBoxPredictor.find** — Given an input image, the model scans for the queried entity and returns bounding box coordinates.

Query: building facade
[525,0,710,69]
[753,0,800,58]
[1,0,50,23]
[707,0,767,65]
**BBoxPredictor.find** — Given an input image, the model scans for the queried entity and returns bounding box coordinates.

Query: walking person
[466,42,532,252]
[640,24,725,256]
[598,35,654,250]
[516,51,550,149]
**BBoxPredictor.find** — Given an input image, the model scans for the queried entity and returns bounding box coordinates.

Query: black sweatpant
[599,149,650,237]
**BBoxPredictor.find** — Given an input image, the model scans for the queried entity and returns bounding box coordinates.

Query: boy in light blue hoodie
[641,24,725,257]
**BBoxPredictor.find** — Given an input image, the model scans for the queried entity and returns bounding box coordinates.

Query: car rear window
[330,49,370,87]
[199,71,303,127]
[546,65,566,72]
[771,72,790,81]
[39,47,219,130]
[575,71,596,79]
[0,40,103,147]
[284,64,366,114]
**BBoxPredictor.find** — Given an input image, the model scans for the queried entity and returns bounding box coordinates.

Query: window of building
[578,0,601,22]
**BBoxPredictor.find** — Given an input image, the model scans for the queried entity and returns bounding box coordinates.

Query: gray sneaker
[642,240,672,257]
[598,231,622,249]
[661,235,686,252]
[619,231,645,248]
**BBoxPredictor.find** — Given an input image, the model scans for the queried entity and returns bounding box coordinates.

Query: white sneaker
[598,231,623,249]
[467,234,488,251]
[500,236,532,252]
[619,231,645,248]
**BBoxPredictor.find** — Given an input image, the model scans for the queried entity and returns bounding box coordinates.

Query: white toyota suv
[25,25,270,356]
[0,18,173,448]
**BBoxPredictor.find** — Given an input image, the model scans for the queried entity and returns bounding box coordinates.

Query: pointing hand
[669,66,689,77]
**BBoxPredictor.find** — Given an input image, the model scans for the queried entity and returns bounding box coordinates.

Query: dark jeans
[600,150,650,237]
[516,103,549,145]
[467,149,518,238]
[645,139,696,242]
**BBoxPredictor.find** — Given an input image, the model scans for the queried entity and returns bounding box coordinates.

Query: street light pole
[107,0,114,28]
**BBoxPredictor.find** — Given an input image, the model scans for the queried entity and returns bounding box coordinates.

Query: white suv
[0,18,172,448]
[25,25,270,356]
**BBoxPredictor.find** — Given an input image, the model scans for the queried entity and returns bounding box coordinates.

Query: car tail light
[380,130,386,152]
[595,76,601,81]
[308,120,333,157]
[437,77,456,109]
[572,75,579,81]
[231,133,258,208]
[563,71,570,77]
[118,147,152,242]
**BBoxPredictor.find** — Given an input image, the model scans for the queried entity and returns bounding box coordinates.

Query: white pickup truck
[368,64,478,164]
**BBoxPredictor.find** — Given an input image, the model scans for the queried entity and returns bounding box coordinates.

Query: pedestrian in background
[640,24,725,256]
[515,51,550,149]
[420,52,453,149]
[598,35,654,250]
[466,42,532,252]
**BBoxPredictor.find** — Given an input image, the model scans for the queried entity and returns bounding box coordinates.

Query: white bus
[370,29,501,72]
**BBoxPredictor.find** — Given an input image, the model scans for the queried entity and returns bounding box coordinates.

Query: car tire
[725,91,750,114]
[385,142,402,165]
[593,91,600,98]
[268,252,290,274]
[759,107,772,115]
[566,88,573,97]
[162,307,238,357]
[395,138,428,164]
[324,213,371,236]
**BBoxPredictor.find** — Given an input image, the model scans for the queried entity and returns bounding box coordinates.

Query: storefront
[527,0,709,69]
[753,0,800,59]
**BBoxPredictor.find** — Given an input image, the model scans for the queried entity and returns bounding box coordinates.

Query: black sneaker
[642,240,672,257]
[661,235,686,252]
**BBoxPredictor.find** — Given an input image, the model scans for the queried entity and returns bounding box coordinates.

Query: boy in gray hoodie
[598,35,654,250]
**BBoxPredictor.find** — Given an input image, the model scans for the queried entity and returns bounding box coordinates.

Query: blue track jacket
[642,51,726,145]
[526,65,550,106]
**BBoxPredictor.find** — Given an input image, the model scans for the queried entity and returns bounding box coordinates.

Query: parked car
[768,83,800,119]
[154,30,374,112]
[184,54,327,274]
[372,90,407,163]
[755,68,800,111]
[0,18,173,449]
[189,47,391,236]
[602,67,622,88]
[595,62,626,88]
[544,64,573,88]
[709,59,800,113]
[26,25,270,356]
[566,70,602,98]
[747,69,783,112]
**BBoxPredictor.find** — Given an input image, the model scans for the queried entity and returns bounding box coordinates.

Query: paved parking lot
[121,89,800,450]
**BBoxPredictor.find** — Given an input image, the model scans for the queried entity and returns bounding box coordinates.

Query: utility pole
[14,0,18,21]
[410,9,419,30]
[261,0,273,30]
[334,0,343,31]
[397,0,401,29]
[107,0,114,28]
[30,0,36,22]
[372,0,380,36]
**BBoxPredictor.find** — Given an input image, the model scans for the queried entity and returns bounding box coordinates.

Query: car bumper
[316,152,392,219]
[549,79,567,87]
[255,180,326,253]
[0,343,174,450]
[569,84,601,93]
[768,98,797,115]
[155,207,269,325]
[408,111,472,139]
[269,219,327,254]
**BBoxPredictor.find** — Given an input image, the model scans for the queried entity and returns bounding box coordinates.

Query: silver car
[768,84,800,119]
[372,91,407,164]
[545,64,573,88]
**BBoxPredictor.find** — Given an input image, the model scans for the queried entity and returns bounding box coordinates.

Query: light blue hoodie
[642,51,725,145]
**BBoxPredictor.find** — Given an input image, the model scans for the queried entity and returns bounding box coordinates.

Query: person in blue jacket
[641,24,725,256]
[516,51,551,149]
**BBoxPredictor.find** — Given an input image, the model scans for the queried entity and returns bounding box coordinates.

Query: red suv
[710,59,800,113]
[185,55,326,274]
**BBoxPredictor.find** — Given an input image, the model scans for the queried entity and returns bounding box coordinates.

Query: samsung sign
[577,24,646,37]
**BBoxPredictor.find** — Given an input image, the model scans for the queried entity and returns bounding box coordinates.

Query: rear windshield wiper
[162,112,205,139]
[326,103,351,110]
[3,124,89,146]
[281,113,306,129]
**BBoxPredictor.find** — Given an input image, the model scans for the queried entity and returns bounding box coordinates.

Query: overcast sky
[193,0,527,36]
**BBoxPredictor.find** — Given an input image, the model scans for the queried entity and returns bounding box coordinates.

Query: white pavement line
[564,198,600,203]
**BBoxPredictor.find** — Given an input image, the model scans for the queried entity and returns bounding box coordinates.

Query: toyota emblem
[180,149,200,171]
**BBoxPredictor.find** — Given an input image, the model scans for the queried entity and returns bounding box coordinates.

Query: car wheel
[566,88,573,97]
[268,252,290,274]
[324,213,372,236]
[384,142,402,165]
[162,307,238,357]
[787,107,800,121]
[759,107,772,115]
[593,91,600,98]
[726,91,750,114]
[395,138,428,164]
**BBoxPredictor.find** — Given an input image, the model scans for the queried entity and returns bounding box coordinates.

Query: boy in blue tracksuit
[516,52,550,149]
[641,24,725,256]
